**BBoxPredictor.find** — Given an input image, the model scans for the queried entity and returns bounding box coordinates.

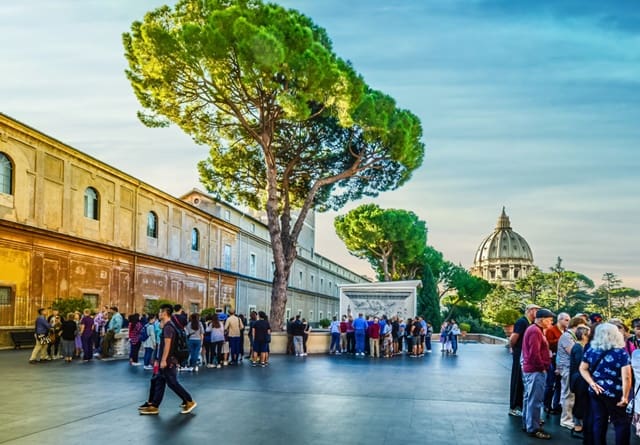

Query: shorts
[254,340,269,354]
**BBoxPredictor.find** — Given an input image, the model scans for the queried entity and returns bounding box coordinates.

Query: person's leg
[30,340,46,362]
[589,393,609,444]
[151,369,168,407]
[543,362,556,411]
[164,365,193,404]
[530,372,547,431]
[188,339,198,367]
[609,401,631,445]
[559,368,575,427]
[294,336,302,355]
[510,353,523,411]
[451,335,457,354]
[425,334,432,352]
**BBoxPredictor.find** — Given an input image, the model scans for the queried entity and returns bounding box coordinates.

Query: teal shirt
[108,312,123,333]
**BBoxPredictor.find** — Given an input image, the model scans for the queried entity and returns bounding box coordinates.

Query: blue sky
[1,0,638,288]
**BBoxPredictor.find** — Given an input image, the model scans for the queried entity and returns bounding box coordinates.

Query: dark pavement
[0,344,597,444]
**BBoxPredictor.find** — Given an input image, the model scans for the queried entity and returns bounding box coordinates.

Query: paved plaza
[0,343,602,445]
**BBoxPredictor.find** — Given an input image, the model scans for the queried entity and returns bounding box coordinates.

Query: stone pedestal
[113,330,130,358]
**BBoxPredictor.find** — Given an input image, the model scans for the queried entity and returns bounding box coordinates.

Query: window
[223,244,232,270]
[249,305,257,314]
[0,286,11,305]
[147,211,158,238]
[320,278,324,288]
[249,253,257,276]
[490,270,496,279]
[191,228,200,251]
[285,308,291,320]
[318,311,322,321]
[250,223,256,233]
[310,310,314,321]
[83,293,98,308]
[83,187,99,220]
[299,271,303,287]
[190,303,200,314]
[0,153,12,195]
[310,275,314,289]
[271,261,275,276]
[224,209,230,221]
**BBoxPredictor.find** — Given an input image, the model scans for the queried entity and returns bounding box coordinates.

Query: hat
[525,303,541,311]
[589,313,603,323]
[535,308,555,319]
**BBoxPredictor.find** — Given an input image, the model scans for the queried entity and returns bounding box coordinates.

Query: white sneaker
[302,353,307,356]
[143,365,153,370]
[206,364,215,369]
[560,421,575,430]
[194,366,199,372]
[217,364,221,369]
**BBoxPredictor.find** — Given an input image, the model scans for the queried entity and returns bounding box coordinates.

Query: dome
[471,208,535,284]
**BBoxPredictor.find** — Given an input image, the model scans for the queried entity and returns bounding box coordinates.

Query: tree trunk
[269,268,289,333]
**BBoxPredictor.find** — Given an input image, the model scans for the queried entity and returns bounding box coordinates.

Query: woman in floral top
[579,322,632,445]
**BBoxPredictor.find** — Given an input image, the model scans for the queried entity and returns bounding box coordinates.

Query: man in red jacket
[521,308,555,440]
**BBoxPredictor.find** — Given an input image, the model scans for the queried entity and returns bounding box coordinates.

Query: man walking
[29,308,51,363]
[139,304,196,415]
[521,308,555,440]
[509,303,540,416]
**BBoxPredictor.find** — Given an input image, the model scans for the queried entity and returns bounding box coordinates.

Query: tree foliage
[334,204,426,281]
[123,0,425,330]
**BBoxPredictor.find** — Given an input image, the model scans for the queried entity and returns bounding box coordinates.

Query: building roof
[473,207,534,264]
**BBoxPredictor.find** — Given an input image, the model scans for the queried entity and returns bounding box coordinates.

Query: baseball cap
[525,303,541,311]
[536,308,555,319]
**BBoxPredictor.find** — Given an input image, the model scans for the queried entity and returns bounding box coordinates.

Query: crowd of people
[28,305,271,370]
[323,313,456,358]
[508,303,640,444]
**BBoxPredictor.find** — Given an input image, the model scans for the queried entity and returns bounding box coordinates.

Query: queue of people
[325,313,440,358]
[508,304,640,444]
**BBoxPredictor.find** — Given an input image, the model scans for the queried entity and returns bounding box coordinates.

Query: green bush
[457,316,506,338]
[145,299,177,316]
[51,297,93,316]
[459,322,471,333]
[318,318,331,329]
[494,308,520,326]
[200,307,218,318]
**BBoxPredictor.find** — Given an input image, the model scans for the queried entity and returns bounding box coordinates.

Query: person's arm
[620,365,632,407]
[579,361,604,395]
[161,336,171,369]
[509,332,520,349]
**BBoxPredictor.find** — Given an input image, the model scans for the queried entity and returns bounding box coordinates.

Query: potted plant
[459,322,471,341]
[494,308,520,337]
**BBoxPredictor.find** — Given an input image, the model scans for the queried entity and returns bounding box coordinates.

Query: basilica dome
[471,208,535,284]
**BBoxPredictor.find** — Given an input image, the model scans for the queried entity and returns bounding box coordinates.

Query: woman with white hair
[579,322,632,445]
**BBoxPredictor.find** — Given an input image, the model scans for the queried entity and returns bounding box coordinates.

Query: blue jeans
[544,361,561,410]
[330,332,341,352]
[450,335,458,353]
[590,393,631,445]
[187,338,201,368]
[151,365,193,407]
[293,336,304,355]
[143,347,154,366]
[522,371,546,433]
[355,330,365,354]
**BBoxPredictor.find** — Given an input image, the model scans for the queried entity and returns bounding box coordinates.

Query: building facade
[470,208,535,286]
[0,114,367,346]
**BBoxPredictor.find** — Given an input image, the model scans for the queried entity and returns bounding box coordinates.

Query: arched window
[0,153,13,195]
[191,228,200,251]
[147,211,158,238]
[83,187,99,220]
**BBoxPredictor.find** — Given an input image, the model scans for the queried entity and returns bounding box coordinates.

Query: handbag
[36,333,51,345]
[627,384,640,418]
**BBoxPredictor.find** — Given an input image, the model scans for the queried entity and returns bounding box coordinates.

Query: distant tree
[51,298,93,316]
[442,271,492,320]
[545,257,594,311]
[593,273,640,319]
[124,0,424,330]
[417,262,442,327]
[334,204,426,281]
[514,267,546,305]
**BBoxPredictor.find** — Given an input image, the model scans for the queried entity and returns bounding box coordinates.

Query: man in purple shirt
[521,308,554,440]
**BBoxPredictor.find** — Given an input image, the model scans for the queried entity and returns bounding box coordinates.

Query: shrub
[51,297,94,316]
[494,308,520,326]
[459,322,471,333]
[318,318,331,329]
[145,299,177,316]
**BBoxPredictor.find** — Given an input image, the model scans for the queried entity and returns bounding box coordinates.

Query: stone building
[470,208,535,285]
[0,113,367,346]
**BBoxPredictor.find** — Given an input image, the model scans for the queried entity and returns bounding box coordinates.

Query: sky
[1,0,639,288]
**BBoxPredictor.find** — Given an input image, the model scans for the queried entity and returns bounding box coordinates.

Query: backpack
[138,323,150,343]
[169,321,190,363]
